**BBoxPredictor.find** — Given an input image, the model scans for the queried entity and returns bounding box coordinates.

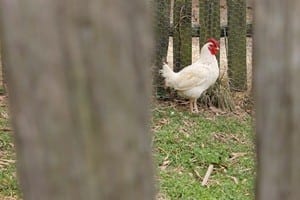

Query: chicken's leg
[189,99,194,113]
[189,99,199,113]
[194,99,199,113]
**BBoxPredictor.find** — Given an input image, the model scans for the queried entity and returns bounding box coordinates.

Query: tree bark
[0,0,154,200]
[254,0,300,199]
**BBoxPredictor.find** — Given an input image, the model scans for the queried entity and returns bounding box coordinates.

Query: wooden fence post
[173,0,192,71]
[255,0,300,199]
[199,0,220,60]
[0,0,154,199]
[227,0,247,91]
[153,0,171,98]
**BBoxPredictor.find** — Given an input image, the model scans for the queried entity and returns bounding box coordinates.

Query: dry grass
[0,195,18,200]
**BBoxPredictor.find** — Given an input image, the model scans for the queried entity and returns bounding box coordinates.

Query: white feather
[161,42,219,100]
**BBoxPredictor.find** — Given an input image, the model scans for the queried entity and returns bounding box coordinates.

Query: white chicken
[160,38,220,113]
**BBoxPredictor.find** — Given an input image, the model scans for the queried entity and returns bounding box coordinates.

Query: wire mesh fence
[152,0,253,109]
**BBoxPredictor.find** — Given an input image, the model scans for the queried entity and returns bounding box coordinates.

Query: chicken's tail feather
[160,63,176,87]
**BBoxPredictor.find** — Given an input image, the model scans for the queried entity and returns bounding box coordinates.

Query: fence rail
[168,23,252,37]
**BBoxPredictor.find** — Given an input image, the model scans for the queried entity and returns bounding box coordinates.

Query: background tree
[0,0,154,199]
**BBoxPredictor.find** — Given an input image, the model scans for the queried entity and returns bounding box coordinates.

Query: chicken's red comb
[207,38,219,47]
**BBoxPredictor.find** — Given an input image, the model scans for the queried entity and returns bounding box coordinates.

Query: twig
[228,175,239,184]
[0,159,15,166]
[0,128,12,132]
[201,164,214,186]
[229,152,247,161]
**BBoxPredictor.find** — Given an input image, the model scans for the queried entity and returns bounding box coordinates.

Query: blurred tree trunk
[0,0,154,200]
[255,0,300,199]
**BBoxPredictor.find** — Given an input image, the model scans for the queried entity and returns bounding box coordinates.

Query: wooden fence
[154,0,251,95]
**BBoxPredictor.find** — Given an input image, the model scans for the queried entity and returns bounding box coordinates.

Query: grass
[152,102,255,200]
[0,98,19,199]
[0,98,255,200]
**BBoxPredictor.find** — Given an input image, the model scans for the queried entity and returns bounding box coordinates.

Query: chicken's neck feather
[195,43,217,65]
[199,44,216,62]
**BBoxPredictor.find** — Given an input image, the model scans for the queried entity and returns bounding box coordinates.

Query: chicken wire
[152,0,253,103]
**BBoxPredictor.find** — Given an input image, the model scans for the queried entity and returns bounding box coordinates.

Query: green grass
[152,102,255,200]
[0,102,20,199]
[0,99,255,200]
